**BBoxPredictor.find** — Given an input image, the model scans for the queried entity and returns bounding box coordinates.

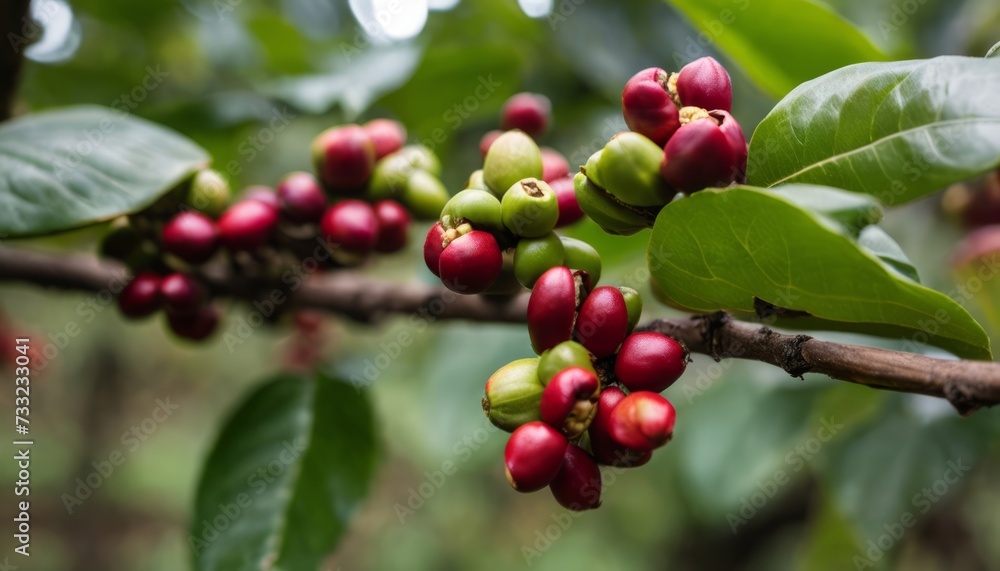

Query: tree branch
[1,245,999,413]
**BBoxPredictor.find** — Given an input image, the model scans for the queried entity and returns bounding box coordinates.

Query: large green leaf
[191,373,378,571]
[664,0,887,99]
[648,185,991,359]
[747,56,1000,204]
[0,105,209,238]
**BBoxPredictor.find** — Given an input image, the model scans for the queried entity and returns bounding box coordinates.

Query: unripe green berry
[594,132,672,207]
[368,153,412,200]
[538,341,595,385]
[514,233,565,289]
[483,131,542,195]
[441,189,503,233]
[560,236,602,285]
[501,178,559,238]
[187,169,231,217]
[397,144,441,176]
[466,169,487,191]
[483,358,545,432]
[402,170,450,220]
[618,286,643,333]
[573,172,649,236]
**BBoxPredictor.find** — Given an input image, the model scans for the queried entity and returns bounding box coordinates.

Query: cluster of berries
[482,266,687,510]
[576,57,748,235]
[422,93,589,295]
[112,118,440,340]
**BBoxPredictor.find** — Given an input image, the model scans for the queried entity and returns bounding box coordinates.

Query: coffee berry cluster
[482,265,687,510]
[423,92,588,295]
[111,118,443,341]
[576,57,748,235]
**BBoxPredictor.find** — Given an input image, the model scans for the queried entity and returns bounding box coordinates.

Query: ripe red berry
[541,147,570,183]
[479,130,503,159]
[118,272,162,319]
[528,266,586,354]
[588,387,652,467]
[615,332,687,393]
[161,211,219,264]
[240,185,281,208]
[676,56,732,112]
[608,391,676,451]
[312,125,377,191]
[549,444,602,511]
[423,222,446,277]
[438,230,503,294]
[276,172,327,223]
[320,199,380,254]
[373,199,411,253]
[167,305,220,341]
[622,67,680,146]
[160,272,205,314]
[363,119,407,160]
[501,93,551,139]
[504,421,568,492]
[550,175,584,227]
[218,199,280,252]
[660,111,747,193]
[574,286,628,358]
[539,367,600,437]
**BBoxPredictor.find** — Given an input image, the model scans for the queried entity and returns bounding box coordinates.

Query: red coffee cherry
[423,222,446,277]
[574,286,628,358]
[479,129,503,159]
[676,56,732,113]
[608,391,676,451]
[161,211,219,264]
[438,230,503,294]
[160,272,205,314]
[312,125,377,191]
[588,387,651,467]
[622,68,680,146]
[549,444,602,511]
[276,172,327,224]
[528,266,586,354]
[550,175,584,227]
[500,93,551,139]
[660,111,747,193]
[615,332,687,393]
[541,147,570,183]
[118,272,162,319]
[320,199,380,254]
[363,118,407,160]
[167,305,220,341]
[539,366,600,437]
[218,199,280,252]
[240,185,280,208]
[504,421,568,492]
[373,199,411,253]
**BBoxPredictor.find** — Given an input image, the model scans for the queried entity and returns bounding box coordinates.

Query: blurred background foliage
[3,0,1000,569]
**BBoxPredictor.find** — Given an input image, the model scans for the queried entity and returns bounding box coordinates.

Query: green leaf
[0,105,209,237]
[191,373,378,571]
[648,185,991,359]
[663,0,888,99]
[747,56,1000,205]
[857,226,920,283]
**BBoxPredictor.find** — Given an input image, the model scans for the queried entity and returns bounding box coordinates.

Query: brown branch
[2,245,999,413]
[0,0,31,121]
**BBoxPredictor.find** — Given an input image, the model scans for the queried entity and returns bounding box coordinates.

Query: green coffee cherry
[560,236,602,285]
[187,169,231,217]
[368,154,412,199]
[466,169,487,191]
[538,341,596,385]
[593,132,672,207]
[483,131,542,195]
[618,286,643,333]
[514,233,565,289]
[483,248,523,296]
[483,358,544,432]
[402,170,450,220]
[573,172,649,236]
[501,178,559,238]
[397,144,442,176]
[441,189,503,233]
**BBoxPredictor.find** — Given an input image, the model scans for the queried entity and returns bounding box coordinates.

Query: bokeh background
[3,0,1000,569]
